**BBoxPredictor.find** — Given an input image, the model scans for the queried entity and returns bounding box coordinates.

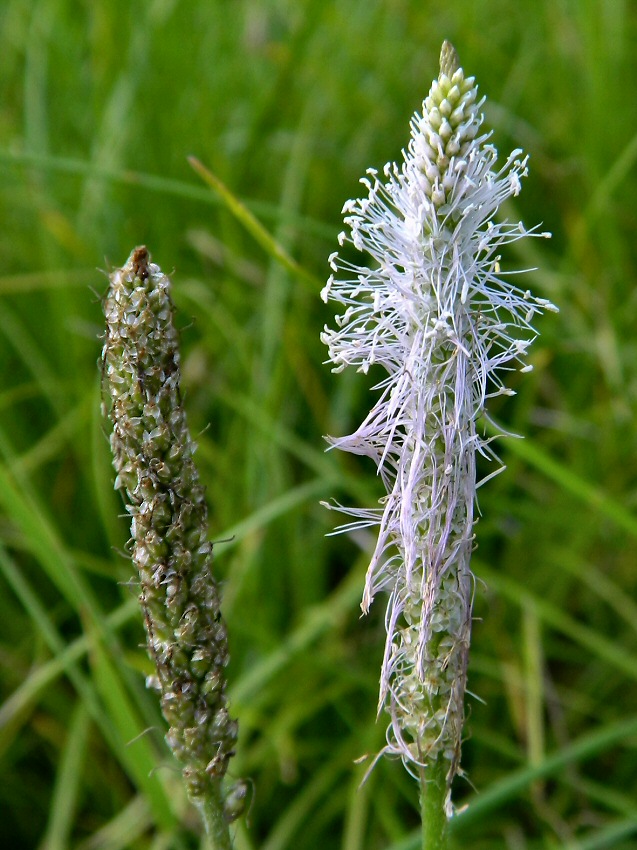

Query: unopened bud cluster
[101,247,238,805]
[413,40,481,209]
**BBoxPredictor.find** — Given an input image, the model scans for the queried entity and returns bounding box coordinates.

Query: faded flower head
[101,247,241,815]
[321,42,556,796]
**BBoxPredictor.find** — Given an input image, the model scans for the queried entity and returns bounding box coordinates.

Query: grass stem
[420,760,448,850]
[195,780,234,850]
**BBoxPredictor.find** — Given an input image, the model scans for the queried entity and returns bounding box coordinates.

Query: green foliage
[0,1,636,848]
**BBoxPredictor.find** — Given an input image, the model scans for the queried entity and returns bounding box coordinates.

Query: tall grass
[0,1,636,848]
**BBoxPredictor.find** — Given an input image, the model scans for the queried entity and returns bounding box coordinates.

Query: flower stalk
[101,246,241,845]
[321,39,556,826]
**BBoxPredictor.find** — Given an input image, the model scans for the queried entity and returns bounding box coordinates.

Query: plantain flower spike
[102,246,240,816]
[321,42,557,801]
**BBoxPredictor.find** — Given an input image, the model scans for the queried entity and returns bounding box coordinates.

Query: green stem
[195,780,234,850]
[420,759,449,850]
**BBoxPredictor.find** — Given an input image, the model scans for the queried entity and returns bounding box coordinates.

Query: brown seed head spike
[440,40,460,78]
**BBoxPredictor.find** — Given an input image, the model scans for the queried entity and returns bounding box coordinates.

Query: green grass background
[1,1,636,848]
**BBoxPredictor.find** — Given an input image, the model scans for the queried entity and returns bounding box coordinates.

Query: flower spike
[101,247,240,817]
[321,43,556,800]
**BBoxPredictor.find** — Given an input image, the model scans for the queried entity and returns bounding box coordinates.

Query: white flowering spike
[321,42,556,795]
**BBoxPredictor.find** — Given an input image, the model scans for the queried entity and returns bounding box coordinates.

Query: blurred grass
[0,1,636,848]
